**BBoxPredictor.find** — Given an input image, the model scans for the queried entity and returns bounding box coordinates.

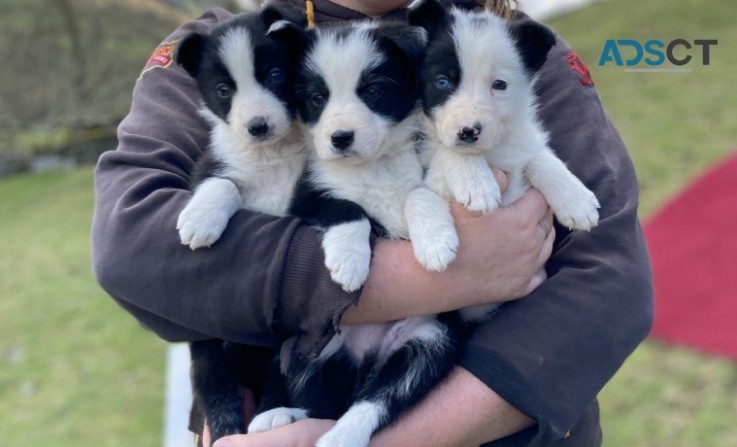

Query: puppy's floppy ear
[408,0,450,40]
[374,25,428,65]
[261,3,307,29]
[266,19,312,55]
[509,21,557,74]
[176,32,207,78]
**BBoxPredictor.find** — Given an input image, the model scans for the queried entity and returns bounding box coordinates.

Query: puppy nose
[331,130,355,151]
[247,117,270,137]
[457,124,482,143]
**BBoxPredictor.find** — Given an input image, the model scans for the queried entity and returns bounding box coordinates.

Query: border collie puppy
[175,8,306,446]
[176,8,306,250]
[410,0,600,226]
[409,0,601,322]
[247,22,460,447]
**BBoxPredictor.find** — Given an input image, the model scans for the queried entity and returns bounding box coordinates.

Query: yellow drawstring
[305,0,316,29]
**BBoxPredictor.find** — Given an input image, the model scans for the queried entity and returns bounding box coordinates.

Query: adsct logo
[599,39,718,72]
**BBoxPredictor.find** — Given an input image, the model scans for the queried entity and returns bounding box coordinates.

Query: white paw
[322,220,372,292]
[450,174,500,214]
[316,401,382,447]
[412,224,459,272]
[247,407,308,433]
[552,188,600,231]
[325,246,371,292]
[176,201,231,250]
[316,426,372,447]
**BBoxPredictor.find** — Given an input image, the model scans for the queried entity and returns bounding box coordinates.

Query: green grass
[0,168,167,447]
[546,0,737,445]
[1,0,736,445]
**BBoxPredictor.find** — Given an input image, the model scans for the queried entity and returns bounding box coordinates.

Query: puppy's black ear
[261,3,307,29]
[176,32,206,78]
[375,25,428,65]
[509,21,557,74]
[266,19,312,55]
[408,0,450,40]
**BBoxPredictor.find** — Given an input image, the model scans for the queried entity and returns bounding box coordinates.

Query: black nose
[331,130,355,151]
[248,117,270,137]
[457,124,482,143]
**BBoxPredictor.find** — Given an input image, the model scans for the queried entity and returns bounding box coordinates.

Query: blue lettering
[617,39,643,66]
[644,40,665,66]
[599,39,623,66]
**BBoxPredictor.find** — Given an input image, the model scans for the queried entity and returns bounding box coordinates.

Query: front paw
[412,223,459,272]
[552,188,600,231]
[450,174,500,213]
[247,407,308,433]
[176,202,230,250]
[322,221,372,292]
[325,246,371,292]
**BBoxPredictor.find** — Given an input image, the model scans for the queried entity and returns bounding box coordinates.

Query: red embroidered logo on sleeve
[138,41,179,81]
[565,51,594,87]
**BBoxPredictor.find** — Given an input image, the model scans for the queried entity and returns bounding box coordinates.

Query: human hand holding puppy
[341,167,554,325]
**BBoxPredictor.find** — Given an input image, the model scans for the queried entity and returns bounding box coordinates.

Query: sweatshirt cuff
[459,345,560,446]
[276,224,362,371]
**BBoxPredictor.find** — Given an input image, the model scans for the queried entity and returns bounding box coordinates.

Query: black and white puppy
[176,8,307,250]
[410,0,601,321]
[175,8,306,446]
[409,0,600,322]
[411,0,600,226]
[247,22,461,447]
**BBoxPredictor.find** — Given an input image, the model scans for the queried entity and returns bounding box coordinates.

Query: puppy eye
[268,68,285,84]
[311,93,326,108]
[492,80,508,91]
[434,75,451,90]
[365,86,383,101]
[216,83,233,98]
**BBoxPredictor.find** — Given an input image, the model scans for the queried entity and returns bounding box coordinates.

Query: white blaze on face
[306,27,393,161]
[434,11,531,150]
[218,27,291,144]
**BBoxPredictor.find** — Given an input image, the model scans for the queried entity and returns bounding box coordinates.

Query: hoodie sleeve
[458,27,653,445]
[91,8,360,347]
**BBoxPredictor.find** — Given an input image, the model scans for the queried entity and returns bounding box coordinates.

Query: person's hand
[210,418,336,447]
[343,168,554,324]
[447,183,554,304]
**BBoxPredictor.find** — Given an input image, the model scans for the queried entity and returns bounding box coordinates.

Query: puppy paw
[450,174,500,214]
[316,402,381,447]
[247,407,308,433]
[322,221,372,292]
[325,248,371,292]
[552,188,600,231]
[412,225,459,272]
[316,426,370,447]
[176,202,231,250]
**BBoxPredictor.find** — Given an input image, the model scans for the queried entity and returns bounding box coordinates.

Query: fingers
[539,219,555,264]
[490,167,509,193]
[537,207,554,241]
[523,267,548,296]
[506,187,550,222]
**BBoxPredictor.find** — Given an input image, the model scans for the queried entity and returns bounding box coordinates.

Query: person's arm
[208,367,533,447]
[456,21,653,445]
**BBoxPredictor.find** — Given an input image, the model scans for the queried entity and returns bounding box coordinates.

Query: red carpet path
[645,151,737,360]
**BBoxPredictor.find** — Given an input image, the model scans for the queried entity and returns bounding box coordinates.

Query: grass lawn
[0,168,167,447]
[0,0,735,446]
